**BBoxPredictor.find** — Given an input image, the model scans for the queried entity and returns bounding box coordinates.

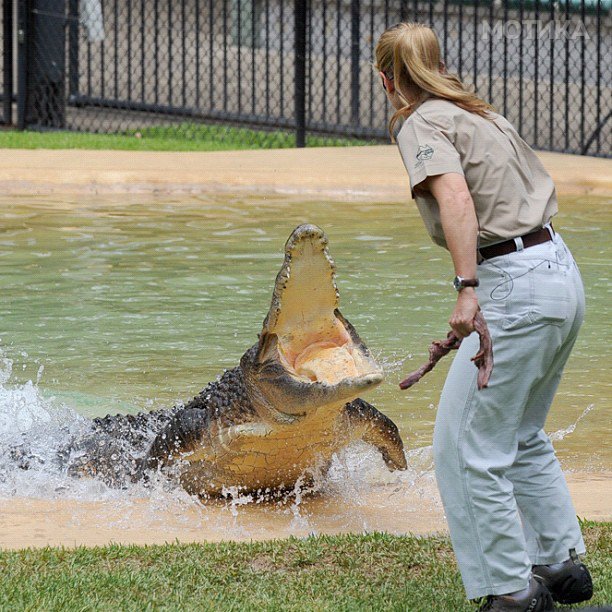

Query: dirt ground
[0,472,609,550]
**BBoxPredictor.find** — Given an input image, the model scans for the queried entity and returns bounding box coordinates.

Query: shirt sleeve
[396,112,464,197]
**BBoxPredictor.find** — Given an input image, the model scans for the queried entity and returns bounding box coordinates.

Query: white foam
[550,403,596,442]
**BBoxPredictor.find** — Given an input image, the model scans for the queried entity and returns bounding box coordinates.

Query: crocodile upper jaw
[246,224,383,416]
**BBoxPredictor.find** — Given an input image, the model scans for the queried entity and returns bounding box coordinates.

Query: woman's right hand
[449,287,479,339]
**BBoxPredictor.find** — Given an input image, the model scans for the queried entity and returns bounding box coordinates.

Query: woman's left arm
[426,172,480,339]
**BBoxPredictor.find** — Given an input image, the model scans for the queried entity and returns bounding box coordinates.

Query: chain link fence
[1,0,610,155]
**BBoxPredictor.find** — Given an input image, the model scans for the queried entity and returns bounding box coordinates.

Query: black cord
[484,257,571,301]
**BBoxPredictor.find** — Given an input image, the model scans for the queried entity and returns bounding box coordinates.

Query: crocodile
[66,224,407,497]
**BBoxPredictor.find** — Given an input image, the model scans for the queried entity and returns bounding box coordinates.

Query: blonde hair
[374,23,495,140]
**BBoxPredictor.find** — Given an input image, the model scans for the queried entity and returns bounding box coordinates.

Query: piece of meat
[399,310,493,391]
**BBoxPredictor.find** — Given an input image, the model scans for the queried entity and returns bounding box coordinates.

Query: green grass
[0,123,373,152]
[0,522,609,611]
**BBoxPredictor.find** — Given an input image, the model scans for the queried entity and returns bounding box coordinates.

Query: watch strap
[454,276,480,291]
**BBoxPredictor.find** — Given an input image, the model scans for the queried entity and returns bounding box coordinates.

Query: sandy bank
[0,471,609,550]
[0,146,610,200]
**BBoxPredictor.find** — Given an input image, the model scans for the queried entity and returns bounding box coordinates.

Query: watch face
[453,276,462,290]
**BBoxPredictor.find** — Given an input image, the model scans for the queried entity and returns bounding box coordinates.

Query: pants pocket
[502,266,570,331]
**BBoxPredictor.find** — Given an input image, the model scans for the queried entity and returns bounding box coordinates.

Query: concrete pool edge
[1,146,611,200]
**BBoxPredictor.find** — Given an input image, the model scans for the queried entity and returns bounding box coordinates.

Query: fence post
[2,0,14,124]
[350,0,360,126]
[17,0,31,130]
[68,0,79,100]
[294,0,306,148]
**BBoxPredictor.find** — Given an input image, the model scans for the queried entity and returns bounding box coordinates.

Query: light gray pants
[433,231,586,600]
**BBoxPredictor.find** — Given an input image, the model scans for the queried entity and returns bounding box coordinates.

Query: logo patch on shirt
[416,144,434,161]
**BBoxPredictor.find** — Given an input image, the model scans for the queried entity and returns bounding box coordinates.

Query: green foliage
[0,525,610,611]
[0,124,372,152]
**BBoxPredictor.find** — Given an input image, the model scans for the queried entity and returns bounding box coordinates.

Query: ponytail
[374,23,495,141]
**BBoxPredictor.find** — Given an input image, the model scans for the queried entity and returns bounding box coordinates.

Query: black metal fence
[1,0,610,156]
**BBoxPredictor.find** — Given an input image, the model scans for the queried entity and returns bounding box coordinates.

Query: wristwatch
[453,276,480,291]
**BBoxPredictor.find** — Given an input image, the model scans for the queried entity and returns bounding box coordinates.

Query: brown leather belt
[478,225,554,260]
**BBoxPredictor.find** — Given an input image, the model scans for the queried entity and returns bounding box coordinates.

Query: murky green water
[0,194,609,470]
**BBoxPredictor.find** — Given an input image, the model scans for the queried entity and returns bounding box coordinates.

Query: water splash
[550,404,596,442]
[0,357,92,499]
[378,351,413,375]
[0,351,439,510]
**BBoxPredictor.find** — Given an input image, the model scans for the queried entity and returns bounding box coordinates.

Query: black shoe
[477,576,554,611]
[532,548,593,605]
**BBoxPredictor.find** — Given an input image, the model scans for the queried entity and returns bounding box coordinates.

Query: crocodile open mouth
[258,224,383,392]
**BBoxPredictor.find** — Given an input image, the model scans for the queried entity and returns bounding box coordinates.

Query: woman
[374,23,593,611]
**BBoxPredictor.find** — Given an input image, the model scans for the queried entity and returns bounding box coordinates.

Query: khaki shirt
[396,98,558,249]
